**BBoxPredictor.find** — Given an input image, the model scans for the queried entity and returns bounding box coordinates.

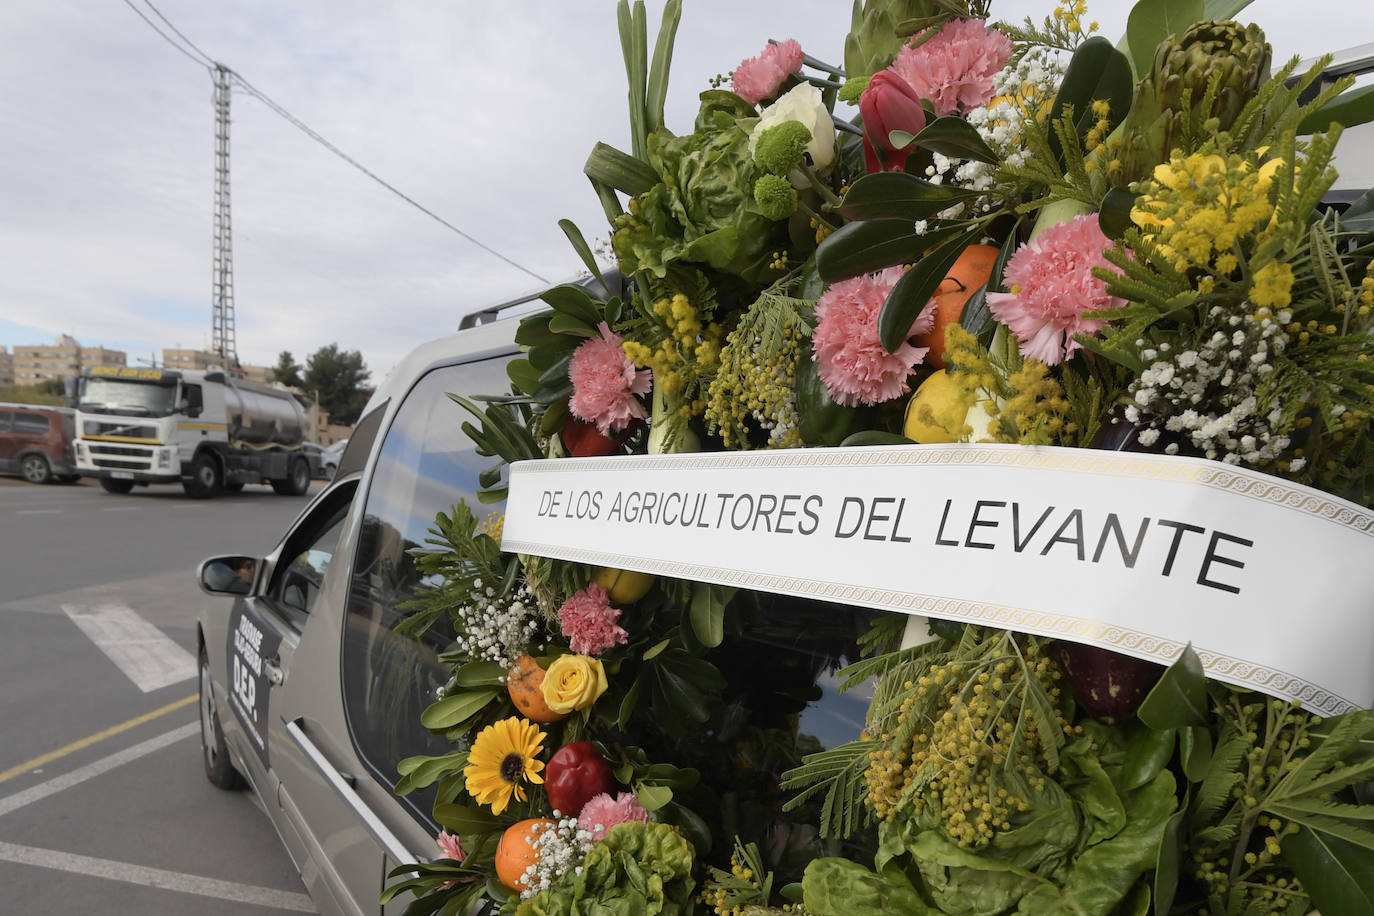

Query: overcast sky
[1,1,1369,386]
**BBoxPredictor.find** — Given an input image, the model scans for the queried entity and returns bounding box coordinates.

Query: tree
[303,344,370,426]
[271,351,304,389]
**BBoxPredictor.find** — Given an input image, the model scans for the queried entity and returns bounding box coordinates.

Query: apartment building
[161,348,221,372]
[10,335,126,386]
[0,347,13,386]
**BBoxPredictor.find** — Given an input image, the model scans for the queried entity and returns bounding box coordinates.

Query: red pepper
[544,742,615,817]
[561,416,638,458]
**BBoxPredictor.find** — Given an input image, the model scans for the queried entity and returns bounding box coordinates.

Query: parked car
[320,438,347,479]
[298,442,330,480]
[194,277,872,915]
[0,402,80,484]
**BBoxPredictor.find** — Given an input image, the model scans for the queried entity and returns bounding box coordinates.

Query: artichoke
[842,0,945,81]
[1117,20,1271,184]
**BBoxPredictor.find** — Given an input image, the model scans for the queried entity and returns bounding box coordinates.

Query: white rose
[748,83,836,186]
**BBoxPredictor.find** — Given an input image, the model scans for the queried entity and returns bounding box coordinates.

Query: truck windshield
[78,378,179,417]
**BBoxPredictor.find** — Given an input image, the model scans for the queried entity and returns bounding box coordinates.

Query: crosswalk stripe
[61,603,196,692]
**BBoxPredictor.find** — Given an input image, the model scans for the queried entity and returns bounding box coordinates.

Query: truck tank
[217,375,307,447]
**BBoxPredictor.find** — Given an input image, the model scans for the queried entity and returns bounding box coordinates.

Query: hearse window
[340,356,510,821]
[269,501,349,631]
[13,412,50,435]
[0,411,12,432]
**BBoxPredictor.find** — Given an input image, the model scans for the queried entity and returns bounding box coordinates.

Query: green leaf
[634,782,674,811]
[1136,644,1209,730]
[1179,725,1213,782]
[878,225,984,353]
[432,802,505,837]
[548,312,597,337]
[540,283,603,327]
[645,0,681,136]
[1098,186,1138,240]
[1286,825,1374,916]
[506,359,542,397]
[642,637,670,660]
[513,311,558,347]
[1154,805,1187,914]
[912,116,999,163]
[1122,725,1176,791]
[1299,84,1374,134]
[618,0,648,161]
[617,672,643,730]
[837,171,981,222]
[453,660,506,688]
[1048,36,1134,169]
[584,141,660,196]
[815,219,939,283]
[558,219,607,291]
[689,582,733,648]
[1125,0,1204,82]
[419,689,499,731]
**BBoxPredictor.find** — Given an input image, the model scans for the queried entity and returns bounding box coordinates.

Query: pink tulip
[859,71,928,173]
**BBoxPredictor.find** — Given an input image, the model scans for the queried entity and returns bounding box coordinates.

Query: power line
[119,0,210,71]
[141,0,215,67]
[119,1,551,286]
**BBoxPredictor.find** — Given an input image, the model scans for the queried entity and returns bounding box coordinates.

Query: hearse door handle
[263,657,285,687]
[285,719,415,865]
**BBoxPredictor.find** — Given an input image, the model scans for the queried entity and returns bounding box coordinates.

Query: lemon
[592,567,656,605]
[904,372,966,443]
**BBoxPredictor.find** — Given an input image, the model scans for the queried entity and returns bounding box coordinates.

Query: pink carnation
[891,18,1012,117]
[732,38,805,106]
[812,266,936,407]
[577,792,650,842]
[557,583,628,656]
[985,214,1126,365]
[436,830,466,862]
[568,322,651,436]
[436,830,466,888]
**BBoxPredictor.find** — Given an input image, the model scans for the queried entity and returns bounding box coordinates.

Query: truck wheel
[99,477,135,494]
[271,458,311,496]
[183,454,221,499]
[20,454,52,484]
[200,647,244,790]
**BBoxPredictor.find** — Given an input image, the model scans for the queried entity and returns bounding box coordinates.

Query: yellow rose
[540,654,608,714]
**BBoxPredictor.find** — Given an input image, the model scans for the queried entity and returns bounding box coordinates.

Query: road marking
[15,509,62,515]
[0,694,196,786]
[62,603,196,692]
[99,506,141,512]
[0,841,314,912]
[0,722,196,819]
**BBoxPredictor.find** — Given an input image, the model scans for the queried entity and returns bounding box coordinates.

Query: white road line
[0,840,314,912]
[61,603,197,693]
[0,722,197,819]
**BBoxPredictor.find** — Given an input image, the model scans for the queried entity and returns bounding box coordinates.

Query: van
[0,403,79,484]
[194,287,874,915]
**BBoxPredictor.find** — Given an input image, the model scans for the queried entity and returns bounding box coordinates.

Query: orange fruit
[913,243,999,369]
[507,655,567,723]
[495,818,554,891]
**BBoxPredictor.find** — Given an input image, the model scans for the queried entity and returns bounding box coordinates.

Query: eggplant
[1051,640,1166,723]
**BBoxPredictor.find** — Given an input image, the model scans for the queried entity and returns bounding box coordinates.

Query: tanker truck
[72,365,313,498]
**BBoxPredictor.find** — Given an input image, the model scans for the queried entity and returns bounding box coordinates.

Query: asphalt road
[0,475,323,914]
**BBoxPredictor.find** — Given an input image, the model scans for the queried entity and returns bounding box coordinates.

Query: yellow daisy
[463,717,546,815]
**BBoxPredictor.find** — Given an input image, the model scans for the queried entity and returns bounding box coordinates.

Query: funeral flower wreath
[382,1,1374,914]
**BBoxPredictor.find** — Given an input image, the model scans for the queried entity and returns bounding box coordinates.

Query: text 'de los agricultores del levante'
[503,445,1374,715]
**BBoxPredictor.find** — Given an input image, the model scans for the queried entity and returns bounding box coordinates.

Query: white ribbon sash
[502,444,1374,716]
